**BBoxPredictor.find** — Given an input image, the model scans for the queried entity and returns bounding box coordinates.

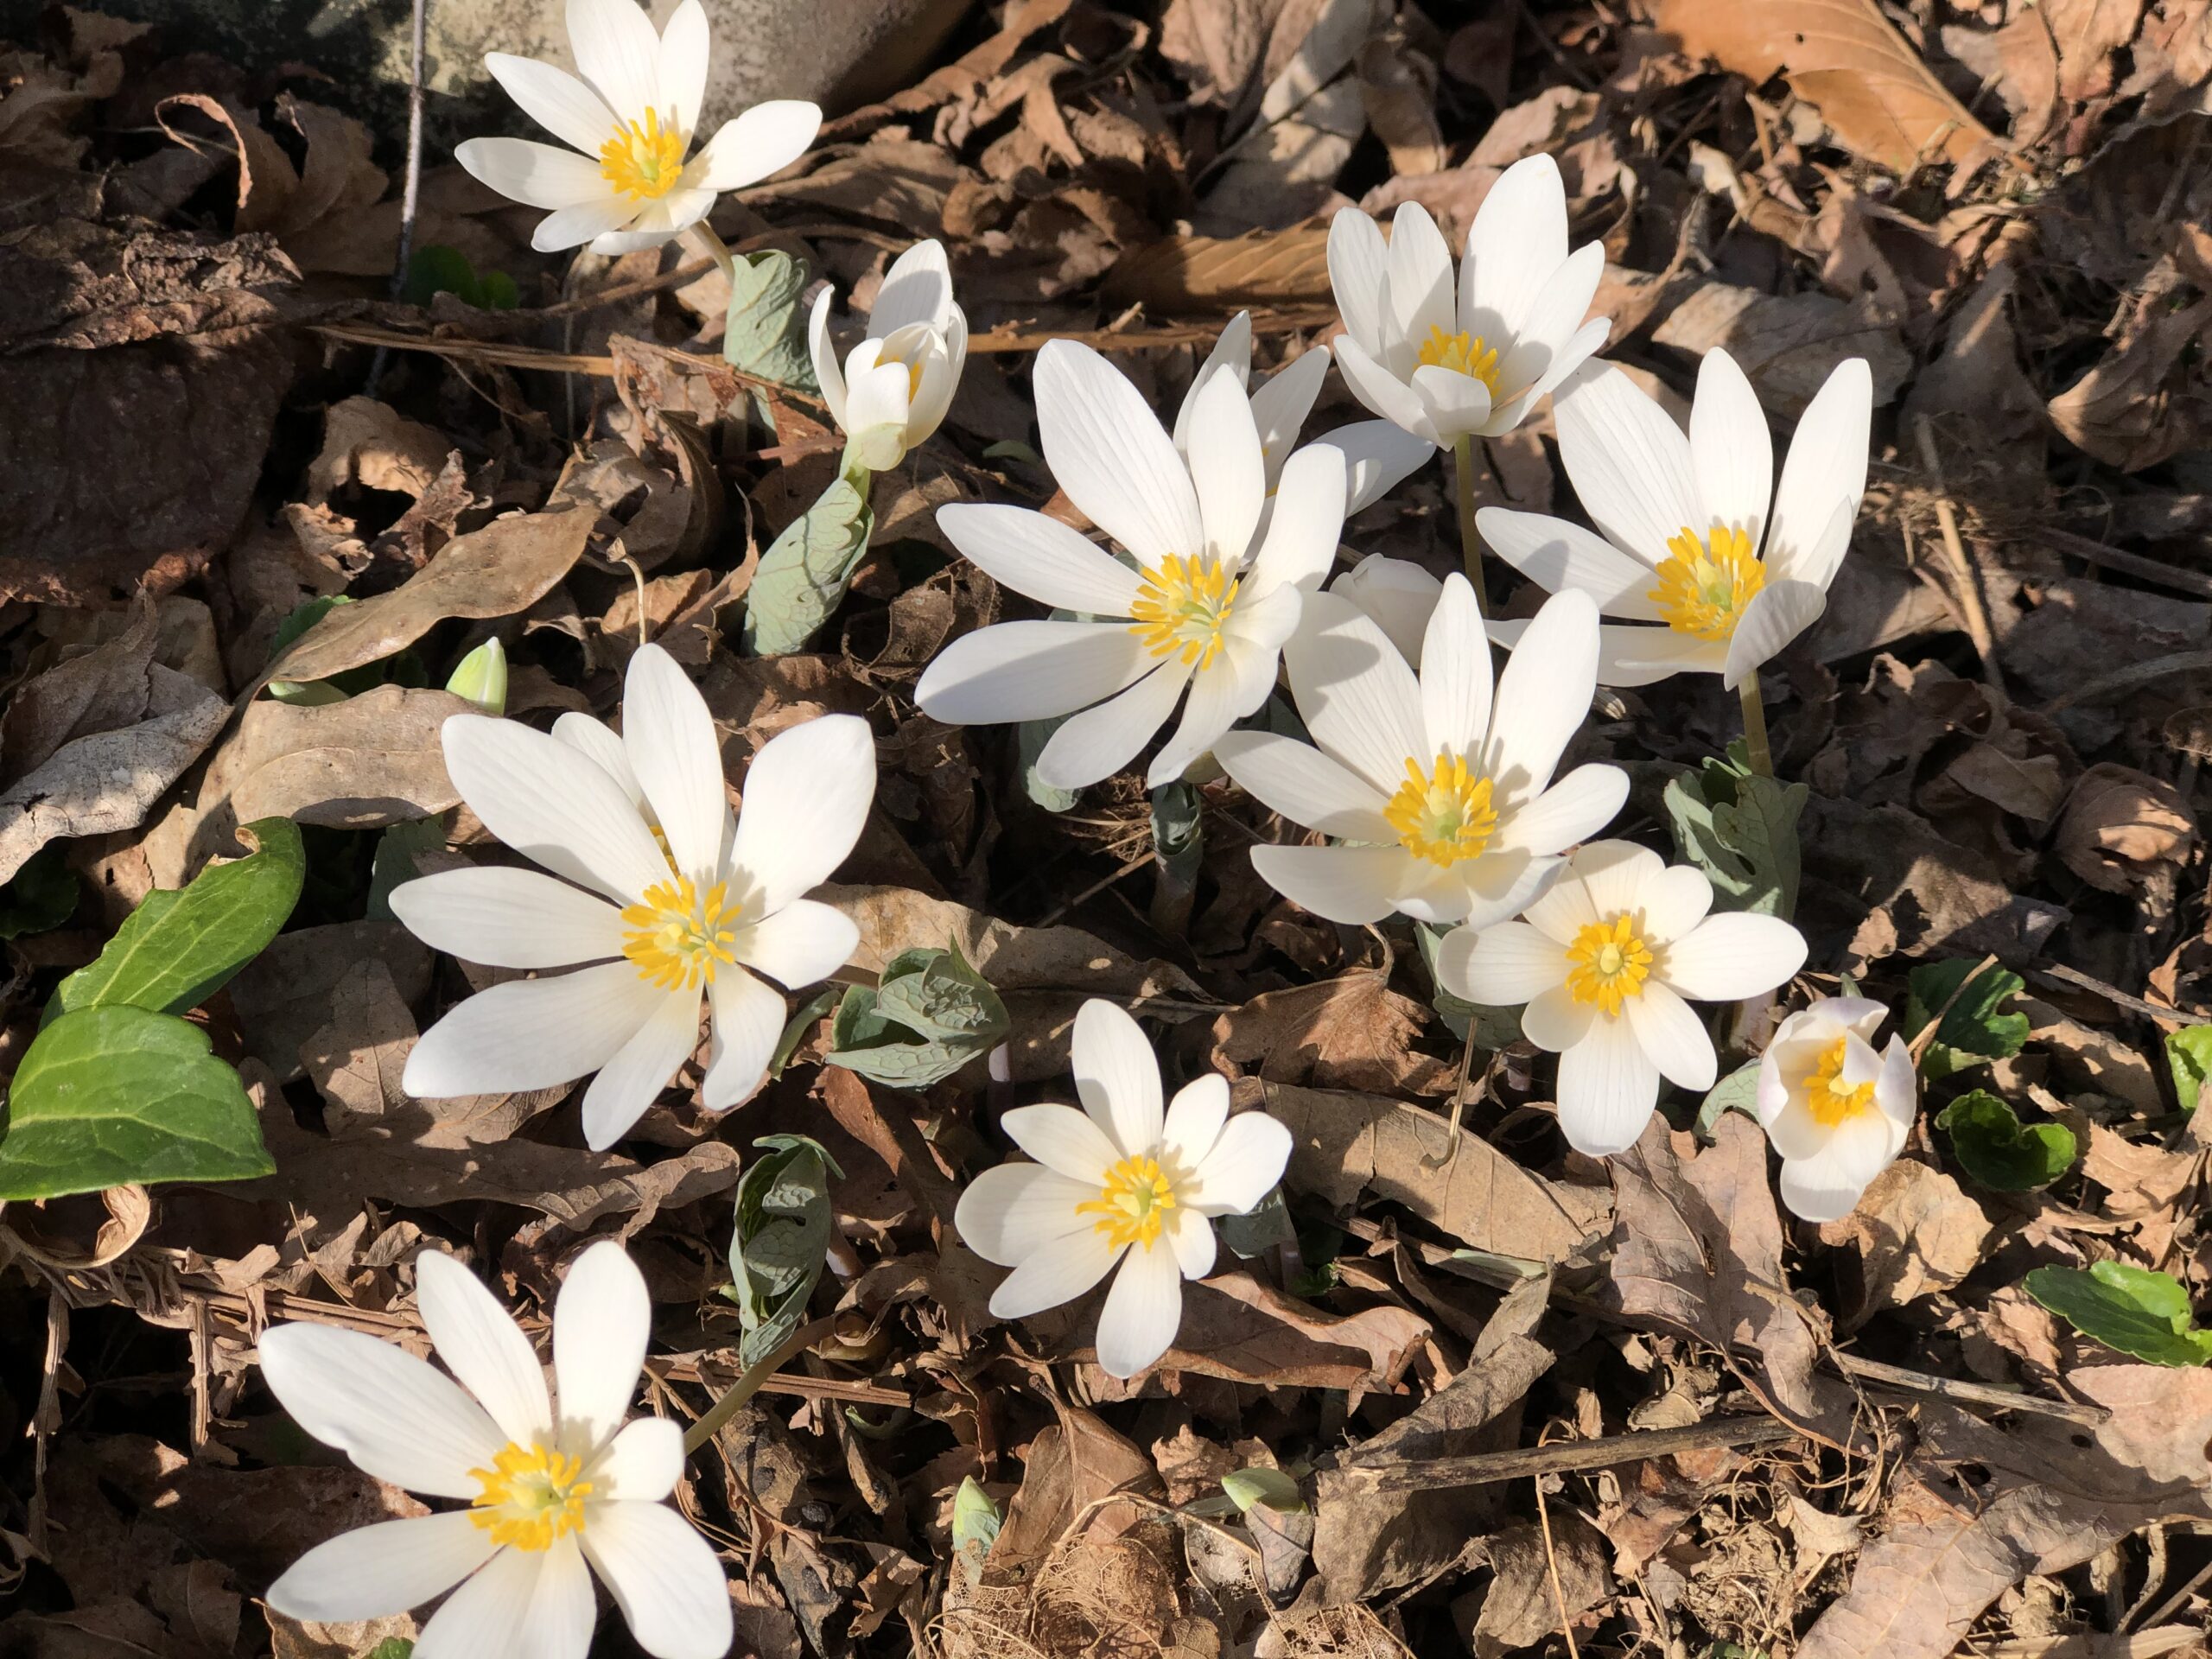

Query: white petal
[1483,588,1599,803]
[1777,1109,1905,1224]
[687,99,821,191]
[482,57,617,156]
[1411,364,1494,441]
[955,1164,1096,1265]
[1248,843,1412,925]
[1689,349,1774,550]
[1637,864,1714,945]
[1185,1111,1292,1214]
[729,713,874,912]
[1185,367,1267,565]
[1876,1033,1918,1127]
[1160,1073,1230,1166]
[1477,506,1664,619]
[1521,982,1597,1051]
[988,1224,1122,1319]
[1072,999,1164,1160]
[1145,630,1275,788]
[906,334,960,445]
[1764,357,1872,590]
[1334,334,1440,443]
[553,711,642,804]
[1625,982,1717,1090]
[1444,920,1567,1005]
[412,1540,540,1659]
[702,963,782,1109]
[1657,913,1808,1002]
[1283,591,1427,796]
[841,358,912,458]
[1251,346,1332,475]
[1165,1205,1217,1281]
[1491,242,1606,408]
[520,1535,596,1659]
[257,1324,502,1497]
[1553,361,1700,567]
[1386,200,1457,356]
[915,620,1150,725]
[1522,839,1662,943]
[266,1512,498,1624]
[552,1240,648,1456]
[1329,552,1442,665]
[734,898,855,988]
[566,0,662,125]
[586,189,710,254]
[1494,762,1628,857]
[1592,622,1728,687]
[1523,315,1613,404]
[454,137,609,210]
[1463,153,1567,346]
[402,962,663,1100]
[416,1252,551,1448]
[532,194,641,252]
[582,1503,734,1659]
[807,289,847,428]
[442,715,668,906]
[1213,730,1393,839]
[936,503,1142,615]
[389,868,625,969]
[1241,444,1345,599]
[620,645,726,886]
[1418,572,1494,760]
[594,1416,683,1502]
[1721,579,1826,690]
[1035,659,1192,790]
[656,0,709,134]
[1001,1103,1119,1185]
[1322,420,1438,514]
[1034,340,1204,569]
[1402,845,1552,930]
[578,984,700,1150]
[1326,207,1391,355]
[1554,1014,1661,1156]
[1174,312,1253,452]
[1094,1243,1184,1379]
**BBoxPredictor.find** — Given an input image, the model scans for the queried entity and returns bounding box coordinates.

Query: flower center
[1384,750,1499,867]
[1075,1154,1179,1251]
[620,874,740,991]
[1566,914,1655,1015]
[1129,553,1240,670]
[469,1442,592,1552]
[1416,326,1501,393]
[1648,522,1765,640]
[598,106,687,200]
[1802,1036,1875,1128]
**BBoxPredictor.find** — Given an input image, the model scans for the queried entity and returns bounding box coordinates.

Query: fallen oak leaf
[1211,975,1456,1096]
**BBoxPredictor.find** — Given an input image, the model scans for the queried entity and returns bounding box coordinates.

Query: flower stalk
[1452,434,1483,589]
[1739,674,1775,778]
[681,1313,837,1454]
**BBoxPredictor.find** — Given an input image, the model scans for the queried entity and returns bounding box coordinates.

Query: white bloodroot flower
[456,0,820,253]
[955,1000,1292,1378]
[1326,154,1609,447]
[1438,840,1808,1156]
[261,1243,732,1659]
[1328,552,1443,668]
[808,238,968,471]
[1757,996,1916,1223]
[393,644,874,1149]
[1213,577,1625,927]
[1478,348,1872,689]
[916,338,1348,791]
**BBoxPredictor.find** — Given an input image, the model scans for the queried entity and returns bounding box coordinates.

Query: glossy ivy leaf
[728,1134,842,1370]
[2024,1260,2212,1367]
[825,942,1008,1088]
[1905,959,2029,1081]
[722,249,817,393]
[2164,1025,2212,1112]
[48,817,305,1023]
[1662,746,1805,919]
[1696,1060,1764,1138]
[1222,1466,1306,1516]
[1936,1089,2076,1191]
[0,842,79,939]
[0,1005,275,1199]
[741,477,874,657]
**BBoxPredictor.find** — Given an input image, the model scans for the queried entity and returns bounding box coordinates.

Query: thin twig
[365,0,429,394]
[1531,1422,1584,1659]
[2031,525,2212,601]
[1914,417,2006,697]
[1341,1416,1802,1494]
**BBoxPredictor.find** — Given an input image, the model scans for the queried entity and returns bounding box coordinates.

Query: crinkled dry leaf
[1815,1159,1991,1327]
[2056,761,2196,892]
[1211,974,1453,1096]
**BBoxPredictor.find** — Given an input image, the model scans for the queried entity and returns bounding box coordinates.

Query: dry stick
[2033,524,2212,602]
[1531,1423,1583,1659]
[1914,417,2006,697]
[1344,1415,1802,1495]
[681,1314,841,1455]
[365,0,429,395]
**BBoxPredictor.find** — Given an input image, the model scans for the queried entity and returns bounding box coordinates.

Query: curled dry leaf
[2055,762,2196,893]
[1211,974,1455,1096]
[1652,283,1910,418]
[1815,1159,1991,1328]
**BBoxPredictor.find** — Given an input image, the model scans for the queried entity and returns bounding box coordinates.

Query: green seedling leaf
[769,985,840,1078]
[728,1134,843,1370]
[1906,959,2029,1081]
[825,941,1009,1088]
[1696,1060,1764,1138]
[48,818,305,1022]
[267,596,368,703]
[951,1476,1001,1556]
[443,637,508,714]
[741,477,874,656]
[365,815,448,922]
[1219,1185,1294,1259]
[0,1005,275,1198]
[723,249,817,392]
[1016,715,1080,811]
[2024,1260,2212,1367]
[364,1641,416,1659]
[404,245,517,310]
[1936,1089,2076,1191]
[1222,1467,1306,1516]
[1662,751,1806,918]
[0,843,79,939]
[2164,1025,2212,1112]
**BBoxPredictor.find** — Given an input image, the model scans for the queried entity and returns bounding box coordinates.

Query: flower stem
[1452,433,1483,589]
[680,1314,836,1456]
[686,219,738,289]
[1738,674,1775,778]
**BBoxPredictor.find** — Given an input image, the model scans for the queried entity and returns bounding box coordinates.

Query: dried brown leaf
[1815,1159,1990,1327]
[1211,974,1453,1096]
[1103,227,1332,309]
[993,1402,1161,1564]
[2055,762,2196,892]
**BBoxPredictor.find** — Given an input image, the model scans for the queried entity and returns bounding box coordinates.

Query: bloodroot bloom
[1758,996,1916,1222]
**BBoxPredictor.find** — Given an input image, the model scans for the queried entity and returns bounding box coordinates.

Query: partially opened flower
[916,338,1347,790]
[808,239,967,471]
[456,0,820,253]
[1758,997,1916,1222]
[1326,155,1609,448]
[955,1000,1291,1378]
[261,1243,732,1659]
[393,644,874,1148]
[1438,840,1808,1154]
[1328,552,1442,668]
[1213,577,1624,927]
[1478,348,1872,688]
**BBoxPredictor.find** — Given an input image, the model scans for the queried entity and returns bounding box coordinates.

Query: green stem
[1738,674,1775,778]
[1452,433,1483,588]
[686,219,738,289]
[680,1314,836,1455]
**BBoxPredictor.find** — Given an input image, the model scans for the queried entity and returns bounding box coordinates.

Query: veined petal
[1477,506,1666,619]
[266,1512,499,1624]
[586,189,710,254]
[1452,847,1561,931]
[1553,361,1700,567]
[1095,1243,1184,1379]
[1328,551,1442,665]
[593,1416,683,1503]
[517,1534,595,1659]
[1521,982,1597,1052]
[566,0,662,126]
[1283,590,1427,796]
[1689,349,1774,551]
[1555,1014,1661,1155]
[1213,730,1394,840]
[416,1252,552,1448]
[1001,1103,1119,1185]
[1462,152,1568,346]
[1657,912,1807,1002]
[1764,357,1872,590]
[1165,1204,1217,1281]
[1160,1074,1230,1166]
[581,1502,734,1659]
[1625,981,1717,1090]
[1521,839,1662,944]
[808,289,848,427]
[552,1239,649,1456]
[1524,315,1613,404]
[411,1536,544,1659]
[687,99,822,192]
[389,868,625,969]
[916,620,1150,726]
[620,645,726,887]
[1251,346,1332,480]
[955,1164,1096,1265]
[1386,200,1457,356]
[1777,1108,1905,1223]
[1072,999,1165,1160]
[1241,444,1345,600]
[552,711,641,804]
[1334,333,1440,444]
[1483,588,1599,804]
[577,983,699,1150]
[442,715,667,907]
[872,238,953,336]
[1592,622,1728,687]
[701,963,783,1110]
[1145,638,1262,788]
[656,0,709,133]
[1248,842,1412,925]
[841,359,912,462]
[456,137,609,210]
[1410,363,1494,442]
[733,898,855,988]
[257,1324,502,1498]
[1493,762,1629,858]
[532,194,640,251]
[1185,366,1267,565]
[906,336,960,446]
[729,713,874,913]
[1491,242,1606,406]
[482,56,616,156]
[1173,311,1253,453]
[1436,920,1565,1006]
[988,1224,1121,1319]
[937,503,1143,615]
[1184,1110,1291,1214]
[1034,340,1204,570]
[1418,572,1494,760]
[1323,420,1437,515]
[1722,580,1827,690]
[1035,658,1192,790]
[1326,207,1391,355]
[402,962,664,1100]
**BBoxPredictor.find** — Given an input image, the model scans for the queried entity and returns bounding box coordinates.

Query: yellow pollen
[620,874,741,991]
[1384,750,1499,867]
[1648,522,1765,640]
[1802,1036,1876,1128]
[469,1441,592,1552]
[1075,1154,1179,1250]
[1128,554,1240,669]
[1566,914,1655,1015]
[598,105,686,200]
[1416,325,1501,392]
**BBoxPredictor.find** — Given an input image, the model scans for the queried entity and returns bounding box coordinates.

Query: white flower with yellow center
[392,644,874,1149]
[1438,840,1808,1155]
[260,1243,731,1659]
[1326,155,1610,447]
[1757,996,1916,1222]
[1212,576,1625,927]
[915,337,1347,791]
[955,1000,1291,1379]
[455,0,821,253]
[1478,348,1872,688]
[808,239,968,471]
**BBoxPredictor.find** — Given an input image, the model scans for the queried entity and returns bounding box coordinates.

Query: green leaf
[1222,1466,1306,1516]
[2024,1260,2212,1367]
[1219,1185,1294,1259]
[769,985,840,1078]
[951,1476,1001,1556]
[0,1005,275,1198]
[1414,923,1523,1049]
[1905,959,2029,1081]
[364,1642,416,1659]
[825,942,1009,1088]
[365,815,448,923]
[1936,1089,2076,1191]
[0,843,79,939]
[722,249,817,391]
[1662,753,1806,918]
[1696,1060,1764,1138]
[443,637,508,714]
[49,818,305,1022]
[728,1134,842,1369]
[741,478,874,656]
[2165,1025,2212,1112]
[404,244,480,306]
[1015,716,1081,812]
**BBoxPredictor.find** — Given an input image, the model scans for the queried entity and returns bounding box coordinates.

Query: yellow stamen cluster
[598,106,686,200]
[1648,522,1765,641]
[1566,914,1655,1015]
[1802,1036,1876,1128]
[469,1442,592,1552]
[1076,1154,1179,1250]
[1416,325,1501,393]
[1384,750,1499,868]
[620,874,740,991]
[1129,554,1240,670]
